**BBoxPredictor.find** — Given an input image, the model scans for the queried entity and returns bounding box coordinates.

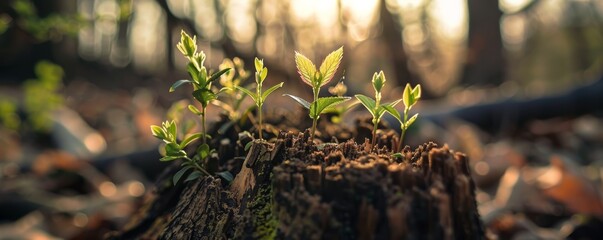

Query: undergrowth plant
[24,61,65,132]
[151,120,210,184]
[284,47,350,140]
[384,83,421,153]
[235,58,283,140]
[355,71,401,150]
[213,57,252,133]
[151,30,230,185]
[170,30,230,144]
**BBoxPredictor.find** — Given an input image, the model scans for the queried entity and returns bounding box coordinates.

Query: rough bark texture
[111,130,484,239]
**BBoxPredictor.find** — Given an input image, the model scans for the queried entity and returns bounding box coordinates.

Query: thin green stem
[185,156,211,176]
[310,87,319,140]
[398,127,406,153]
[258,103,263,140]
[371,120,378,151]
[201,109,206,145]
[371,92,381,151]
[397,108,409,152]
[257,78,263,140]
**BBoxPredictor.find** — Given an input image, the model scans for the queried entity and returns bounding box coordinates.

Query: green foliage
[384,83,422,152]
[285,47,350,139]
[152,30,231,185]
[0,98,20,131]
[5,0,84,41]
[23,61,65,132]
[170,30,230,144]
[236,58,283,139]
[355,71,402,150]
[150,120,211,185]
[212,57,254,134]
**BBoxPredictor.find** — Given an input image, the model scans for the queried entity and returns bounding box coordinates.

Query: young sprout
[213,57,252,130]
[384,83,421,152]
[355,71,402,151]
[170,30,230,144]
[235,58,284,140]
[151,30,231,185]
[284,47,350,140]
[151,120,210,185]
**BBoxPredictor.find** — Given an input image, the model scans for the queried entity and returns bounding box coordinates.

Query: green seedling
[384,83,421,153]
[355,71,402,151]
[151,120,211,185]
[170,30,230,144]
[213,57,253,133]
[284,47,350,140]
[151,30,231,185]
[236,58,283,140]
[324,81,359,123]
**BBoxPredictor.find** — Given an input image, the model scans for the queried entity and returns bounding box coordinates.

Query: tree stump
[110,131,484,239]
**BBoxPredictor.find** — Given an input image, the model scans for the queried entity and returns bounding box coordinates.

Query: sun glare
[429,0,467,41]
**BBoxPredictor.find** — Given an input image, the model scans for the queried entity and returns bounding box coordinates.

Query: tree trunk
[110,130,484,239]
[460,0,506,86]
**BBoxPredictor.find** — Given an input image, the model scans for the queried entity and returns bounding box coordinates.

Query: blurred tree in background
[0,0,602,100]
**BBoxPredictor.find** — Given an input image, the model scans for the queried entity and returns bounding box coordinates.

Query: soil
[108,114,484,239]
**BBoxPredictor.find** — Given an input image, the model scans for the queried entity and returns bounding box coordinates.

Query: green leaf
[404,113,419,130]
[375,106,388,120]
[188,104,202,115]
[244,141,253,151]
[170,79,193,92]
[319,46,343,86]
[198,67,208,86]
[180,133,202,149]
[392,153,403,158]
[310,97,351,119]
[235,86,258,103]
[165,142,186,157]
[193,52,206,69]
[383,105,401,123]
[185,171,203,182]
[261,82,283,101]
[207,68,231,87]
[150,125,166,139]
[192,89,217,107]
[294,51,316,87]
[198,143,210,159]
[173,166,193,185]
[412,84,421,99]
[254,58,263,73]
[160,156,182,161]
[283,94,311,109]
[354,94,376,117]
[402,83,414,109]
[216,171,234,182]
[372,71,386,93]
[260,67,268,82]
[187,63,200,83]
[166,121,177,139]
[177,30,196,57]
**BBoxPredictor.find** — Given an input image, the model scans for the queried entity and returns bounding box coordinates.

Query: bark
[111,130,484,239]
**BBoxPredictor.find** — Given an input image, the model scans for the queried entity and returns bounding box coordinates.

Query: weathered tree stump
[110,131,484,239]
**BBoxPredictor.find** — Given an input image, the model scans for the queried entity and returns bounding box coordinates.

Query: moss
[249,174,278,240]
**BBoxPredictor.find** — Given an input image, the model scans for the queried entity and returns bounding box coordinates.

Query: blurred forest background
[1,0,603,239]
